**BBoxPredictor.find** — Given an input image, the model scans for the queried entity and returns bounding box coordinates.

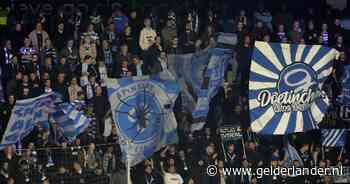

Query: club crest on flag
[249,41,339,135]
[107,72,180,166]
[113,82,164,143]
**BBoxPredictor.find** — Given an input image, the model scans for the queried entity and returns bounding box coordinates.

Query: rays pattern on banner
[249,41,339,135]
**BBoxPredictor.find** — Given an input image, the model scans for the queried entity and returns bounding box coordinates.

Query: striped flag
[0,93,60,149]
[0,68,4,102]
[0,78,4,102]
[167,48,233,130]
[51,102,92,141]
[284,142,304,167]
[321,129,347,147]
[337,65,350,104]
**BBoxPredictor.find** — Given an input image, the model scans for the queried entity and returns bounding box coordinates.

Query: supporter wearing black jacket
[53,72,68,101]
[54,22,69,52]
[6,71,22,99]
[70,162,89,184]
[52,143,71,169]
[0,95,15,137]
[91,86,109,135]
[304,21,319,44]
[135,164,163,184]
[0,147,18,181]
[0,40,15,94]
[235,35,252,95]
[50,166,70,184]
[113,44,132,78]
[87,168,109,184]
[54,57,71,78]
[179,21,196,54]
[0,161,12,184]
[59,40,79,70]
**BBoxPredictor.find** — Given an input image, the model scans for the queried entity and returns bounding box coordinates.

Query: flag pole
[16,140,22,156]
[126,140,132,184]
[221,142,227,162]
[242,136,247,159]
[321,146,325,160]
[337,146,344,162]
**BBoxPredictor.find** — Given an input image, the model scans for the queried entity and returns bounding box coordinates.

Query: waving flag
[192,49,232,118]
[0,69,3,102]
[106,72,180,166]
[249,41,338,135]
[0,93,59,149]
[168,48,233,130]
[284,142,304,167]
[321,129,347,147]
[0,79,3,102]
[51,102,92,141]
[168,49,210,111]
[337,65,350,104]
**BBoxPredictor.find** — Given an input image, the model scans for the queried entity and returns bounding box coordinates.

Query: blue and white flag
[0,80,3,103]
[0,68,3,102]
[321,129,347,147]
[51,102,92,141]
[0,93,59,149]
[337,65,350,104]
[192,49,232,119]
[284,142,304,167]
[249,41,339,135]
[106,72,180,166]
[168,48,233,130]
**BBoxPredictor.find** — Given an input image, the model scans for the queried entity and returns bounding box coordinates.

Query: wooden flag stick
[242,137,247,159]
[322,146,325,160]
[337,146,344,162]
[126,140,132,184]
[221,142,227,162]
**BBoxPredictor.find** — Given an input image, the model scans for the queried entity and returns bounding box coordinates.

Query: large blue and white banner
[168,48,233,129]
[106,72,180,166]
[0,93,59,148]
[249,41,339,135]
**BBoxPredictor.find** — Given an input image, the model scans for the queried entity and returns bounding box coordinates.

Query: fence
[333,167,350,183]
[5,142,125,184]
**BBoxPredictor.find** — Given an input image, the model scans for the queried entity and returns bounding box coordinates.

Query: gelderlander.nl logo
[257,62,326,113]
[207,165,343,179]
